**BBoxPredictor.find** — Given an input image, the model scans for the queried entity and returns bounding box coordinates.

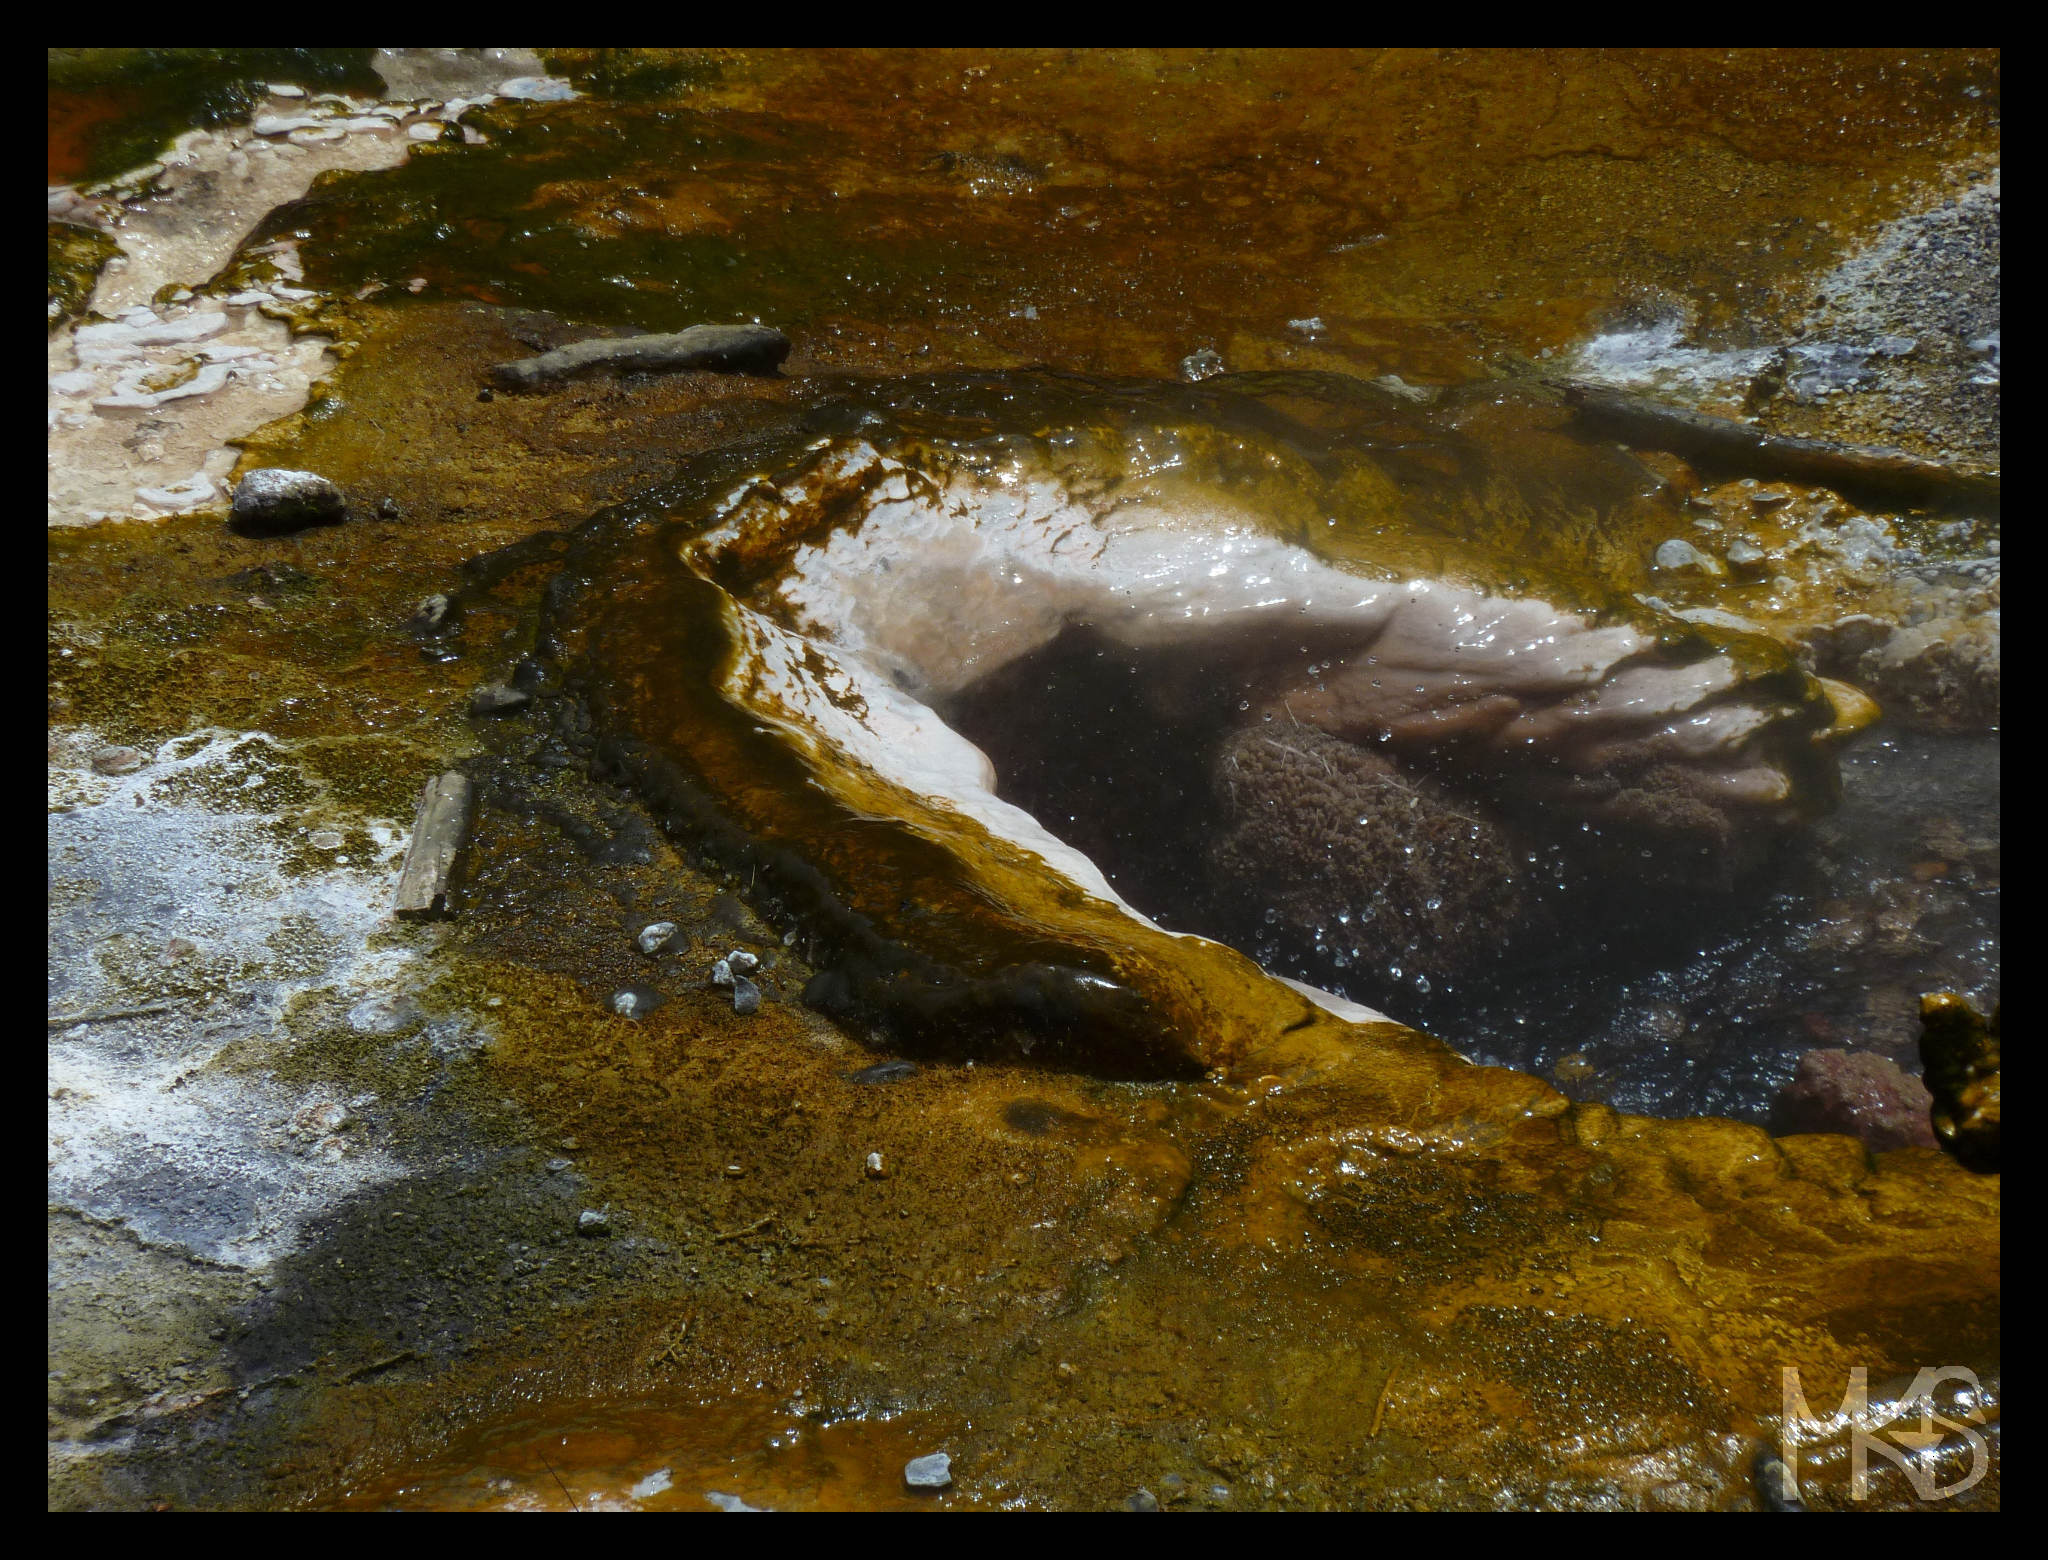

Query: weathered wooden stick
[394,771,472,920]
[1551,378,2000,513]
[489,324,790,390]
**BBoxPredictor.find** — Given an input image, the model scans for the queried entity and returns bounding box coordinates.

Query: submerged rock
[230,468,348,535]
[1207,723,1523,981]
[903,1451,951,1489]
[1769,1049,1937,1151]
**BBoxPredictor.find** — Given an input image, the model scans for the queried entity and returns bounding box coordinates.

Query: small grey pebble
[903,1452,952,1490]
[1125,1489,1160,1512]
[412,593,451,632]
[376,496,402,519]
[90,745,147,776]
[546,1157,573,1174]
[732,975,761,1016]
[1654,537,1721,573]
[469,682,531,716]
[612,986,665,1019]
[725,948,760,974]
[637,921,679,955]
[576,1208,610,1236]
[710,958,733,988]
[1725,537,1768,570]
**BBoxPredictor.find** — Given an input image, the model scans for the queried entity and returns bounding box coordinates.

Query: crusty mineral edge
[394,771,472,920]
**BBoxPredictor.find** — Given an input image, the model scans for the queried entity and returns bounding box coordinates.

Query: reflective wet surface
[49,49,1997,1511]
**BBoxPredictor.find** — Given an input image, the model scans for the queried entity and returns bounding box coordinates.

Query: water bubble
[1424,897,1442,911]
[1389,966,1402,979]
[1263,907,1279,925]
[1238,699,1251,711]
[1415,975,1431,993]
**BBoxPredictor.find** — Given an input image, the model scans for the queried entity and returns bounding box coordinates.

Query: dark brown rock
[1919,992,2000,1172]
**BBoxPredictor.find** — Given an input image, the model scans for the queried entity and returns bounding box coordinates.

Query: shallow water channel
[49,49,1997,1511]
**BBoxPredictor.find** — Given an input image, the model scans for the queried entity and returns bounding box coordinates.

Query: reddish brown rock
[1772,1048,1937,1150]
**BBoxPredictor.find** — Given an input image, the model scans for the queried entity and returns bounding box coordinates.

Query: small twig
[538,1448,581,1512]
[712,1213,777,1243]
[1369,1365,1399,1438]
[48,1003,176,1029]
[342,1350,417,1384]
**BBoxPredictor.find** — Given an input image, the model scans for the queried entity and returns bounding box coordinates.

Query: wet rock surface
[49,49,1996,1513]
[1920,992,2000,1172]
[230,468,347,535]
[489,323,791,388]
[1770,1048,1936,1150]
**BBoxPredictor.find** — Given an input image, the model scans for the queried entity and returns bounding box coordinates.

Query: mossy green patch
[49,221,121,329]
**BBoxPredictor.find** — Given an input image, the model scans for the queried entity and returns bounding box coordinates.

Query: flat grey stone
[393,772,472,920]
[904,1452,952,1489]
[490,324,790,389]
[731,975,761,1016]
[230,467,348,536]
[637,921,680,955]
[576,1208,610,1236]
[90,745,147,776]
[1654,537,1722,574]
[469,682,531,716]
